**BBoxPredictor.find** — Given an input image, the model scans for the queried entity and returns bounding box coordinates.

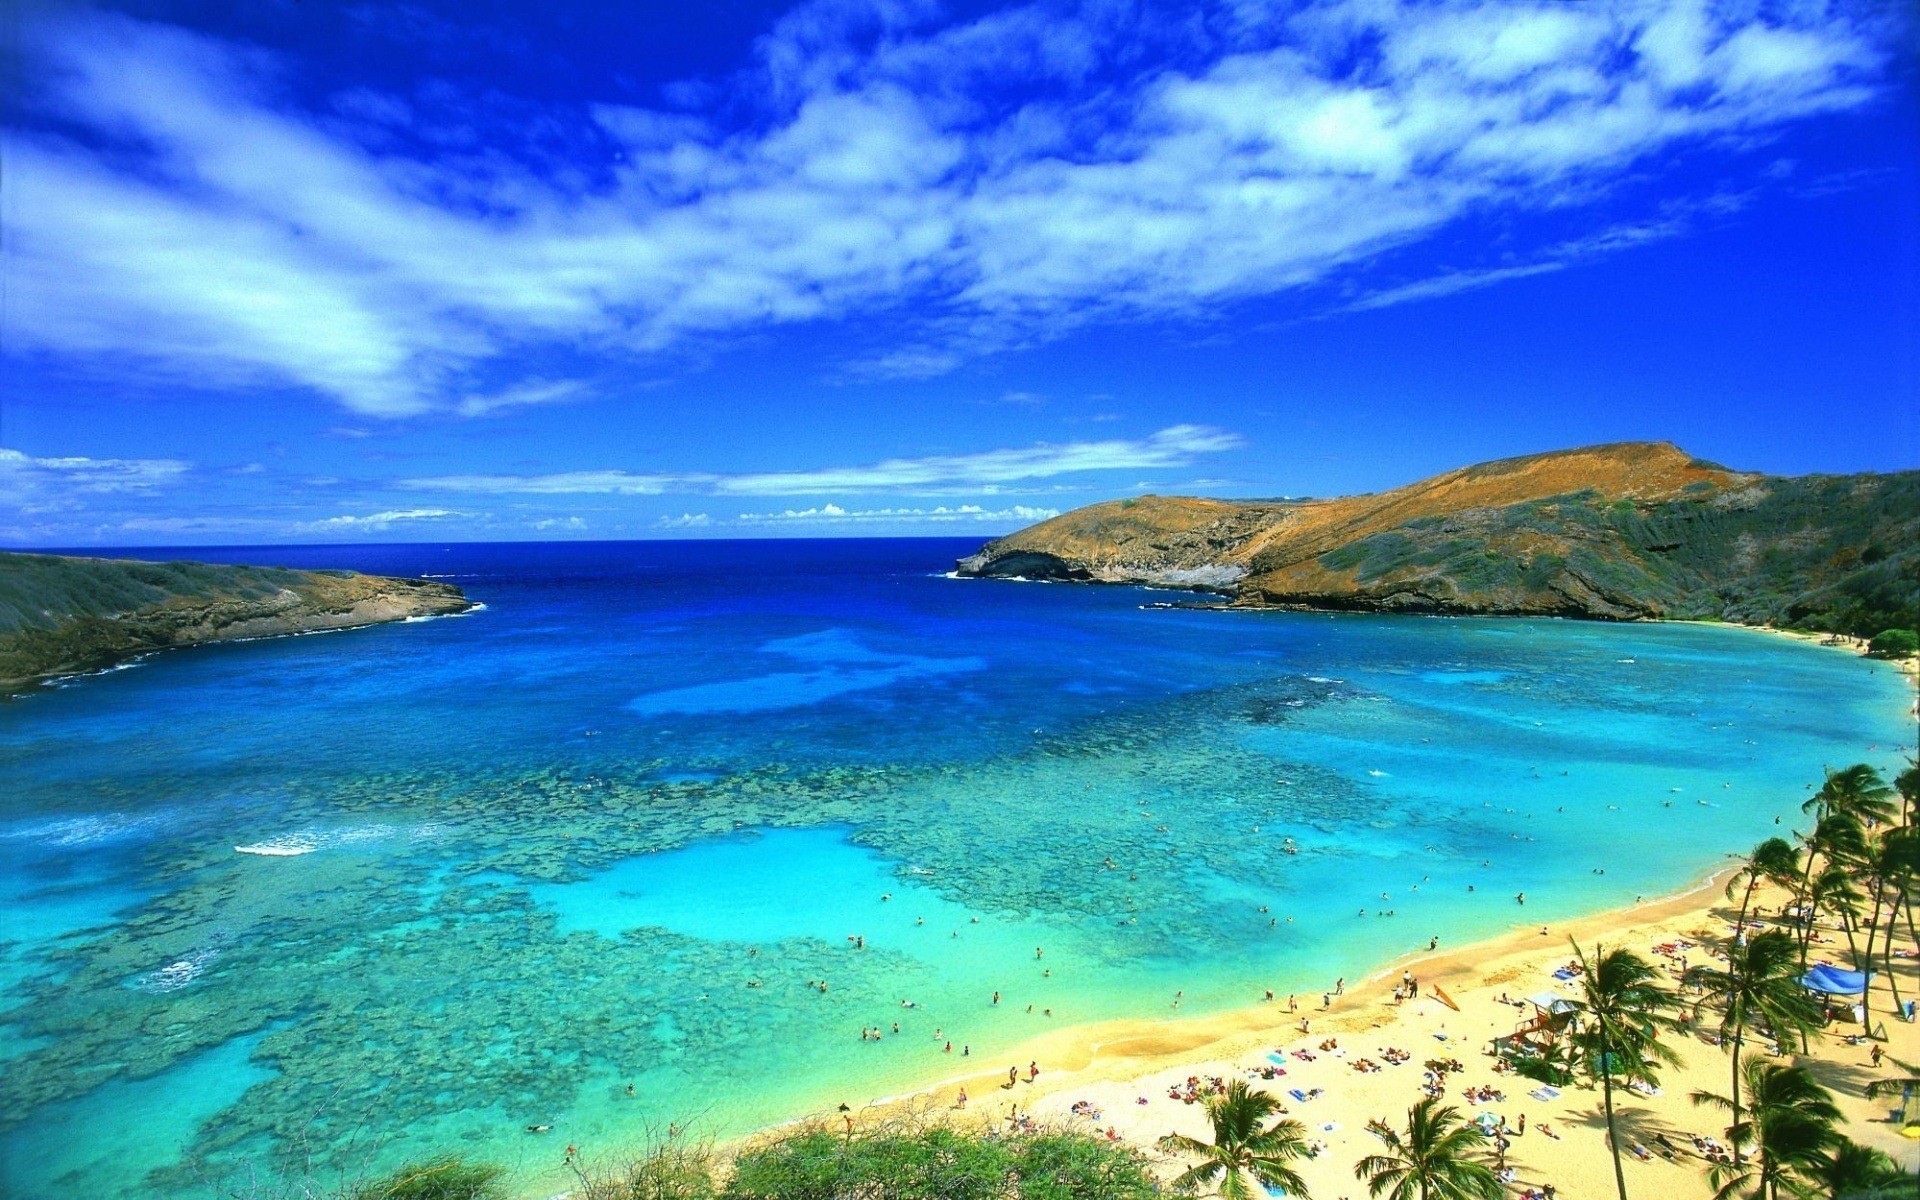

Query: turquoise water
[0,539,1910,1199]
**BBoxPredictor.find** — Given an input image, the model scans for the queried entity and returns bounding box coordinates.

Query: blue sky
[2,0,1915,546]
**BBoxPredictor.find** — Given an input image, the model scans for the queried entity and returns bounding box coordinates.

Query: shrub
[346,1156,505,1200]
[573,1137,721,1200]
[723,1123,1157,1200]
[1868,629,1919,659]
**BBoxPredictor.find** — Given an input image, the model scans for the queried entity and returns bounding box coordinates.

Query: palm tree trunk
[1735,877,1758,942]
[1729,1030,1745,1169]
[1838,896,1865,969]
[1601,1064,1629,1200]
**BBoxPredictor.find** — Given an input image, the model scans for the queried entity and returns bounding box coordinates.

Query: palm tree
[1692,1060,1841,1200]
[1568,941,1679,1200]
[1808,861,1870,971]
[1896,764,1919,828]
[1158,1078,1313,1199]
[1869,829,1919,1004]
[1806,765,1897,828]
[1794,815,1868,974]
[1728,838,1800,940]
[1812,1139,1909,1199]
[1685,929,1823,1167]
[1353,1097,1502,1200]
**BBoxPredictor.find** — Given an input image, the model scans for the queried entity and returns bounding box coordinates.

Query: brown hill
[957,442,1919,633]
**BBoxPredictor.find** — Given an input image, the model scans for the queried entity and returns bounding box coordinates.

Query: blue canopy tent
[1801,964,1871,996]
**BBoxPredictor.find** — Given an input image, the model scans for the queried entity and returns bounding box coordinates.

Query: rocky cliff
[0,552,473,693]
[958,442,1920,635]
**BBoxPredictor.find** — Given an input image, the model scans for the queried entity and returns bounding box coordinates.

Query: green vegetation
[348,1156,506,1200]
[335,1125,1159,1200]
[1867,629,1918,659]
[1156,1077,1312,1200]
[1692,1061,1843,1200]
[0,550,465,691]
[1353,1097,1502,1200]
[728,1125,1158,1200]
[1684,931,1823,1166]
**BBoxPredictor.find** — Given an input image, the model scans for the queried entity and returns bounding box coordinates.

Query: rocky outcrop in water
[958,441,1920,635]
[0,552,473,693]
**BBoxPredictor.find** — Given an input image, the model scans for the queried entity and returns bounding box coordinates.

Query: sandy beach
[808,871,1919,1199]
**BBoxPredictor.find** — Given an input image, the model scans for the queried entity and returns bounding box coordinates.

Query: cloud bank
[7,0,1896,414]
[402,424,1238,495]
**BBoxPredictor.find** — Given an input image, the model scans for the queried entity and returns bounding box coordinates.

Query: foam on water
[0,538,1909,1200]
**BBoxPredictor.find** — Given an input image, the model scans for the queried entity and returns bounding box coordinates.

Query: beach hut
[1490,994,1579,1066]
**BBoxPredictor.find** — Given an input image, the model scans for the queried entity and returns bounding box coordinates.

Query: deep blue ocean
[0,538,1911,1199]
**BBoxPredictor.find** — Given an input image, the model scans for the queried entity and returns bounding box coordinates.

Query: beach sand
[810,873,1919,1199]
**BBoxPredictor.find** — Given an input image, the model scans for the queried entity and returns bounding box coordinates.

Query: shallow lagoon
[0,538,1910,1199]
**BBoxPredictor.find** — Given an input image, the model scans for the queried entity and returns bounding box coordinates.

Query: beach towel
[1289,1088,1310,1102]
[1267,1053,1290,1067]
[1529,1086,1561,1102]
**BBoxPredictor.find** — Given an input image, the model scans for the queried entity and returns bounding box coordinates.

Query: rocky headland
[0,551,473,694]
[958,441,1920,635]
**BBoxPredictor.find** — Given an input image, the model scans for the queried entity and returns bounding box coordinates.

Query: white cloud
[455,379,592,418]
[399,425,1239,496]
[0,448,192,507]
[406,470,681,495]
[655,512,713,529]
[735,503,1058,523]
[714,425,1241,495]
[4,2,1896,413]
[308,508,462,529]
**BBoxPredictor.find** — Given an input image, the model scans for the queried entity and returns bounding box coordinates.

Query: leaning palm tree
[1812,1138,1909,1199]
[1693,1060,1841,1200]
[1569,941,1679,1200]
[1728,838,1800,940]
[1158,1078,1313,1200]
[1685,929,1823,1168]
[1354,1097,1502,1200]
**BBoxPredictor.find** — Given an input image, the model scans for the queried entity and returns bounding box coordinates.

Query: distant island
[958,441,1920,637]
[0,552,473,694]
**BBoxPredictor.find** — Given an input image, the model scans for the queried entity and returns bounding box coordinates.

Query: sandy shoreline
[729,867,1918,1198]
[606,624,1920,1199]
